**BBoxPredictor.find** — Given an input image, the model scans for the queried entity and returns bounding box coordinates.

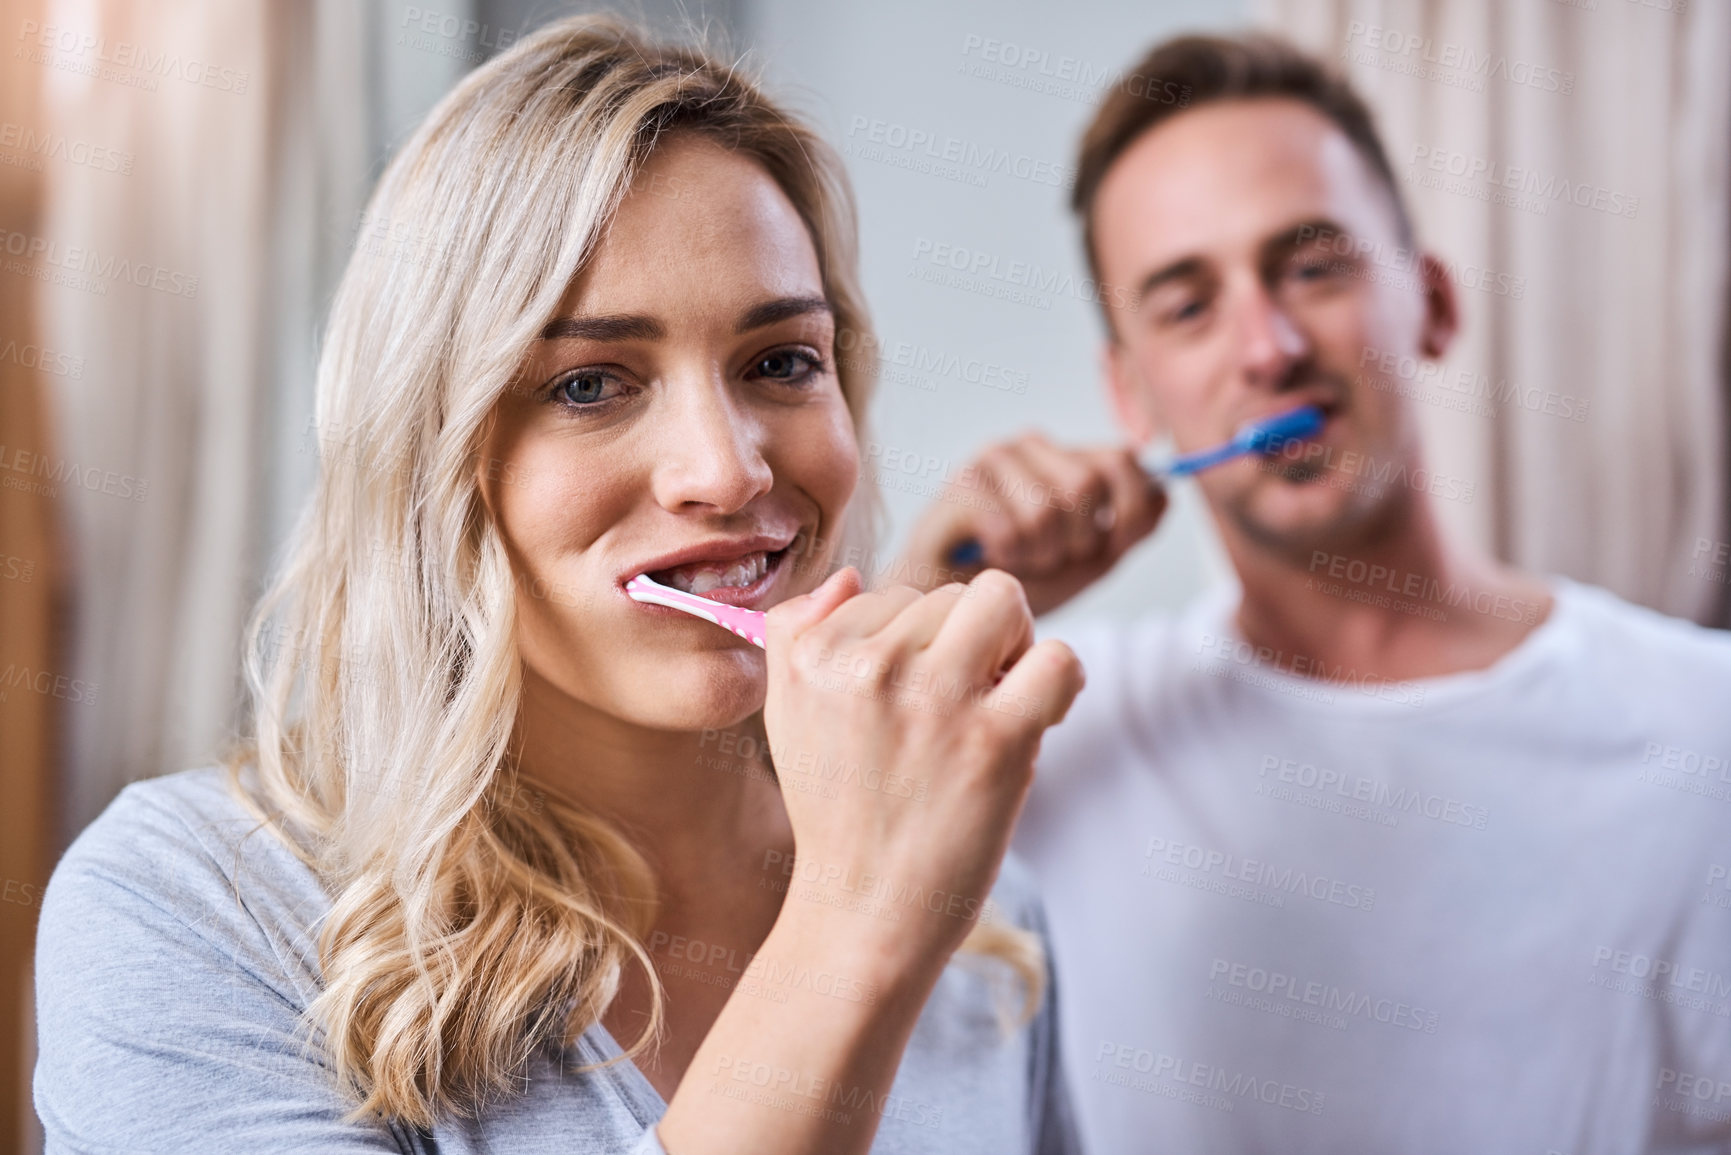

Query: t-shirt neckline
[1185,573,1581,715]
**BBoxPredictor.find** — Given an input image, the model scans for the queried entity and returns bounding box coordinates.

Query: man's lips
[1249,398,1341,482]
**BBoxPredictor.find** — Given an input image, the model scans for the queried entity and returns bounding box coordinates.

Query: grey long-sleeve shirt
[34,765,1081,1154]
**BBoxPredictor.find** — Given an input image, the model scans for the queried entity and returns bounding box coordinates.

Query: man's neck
[1221,496,1555,684]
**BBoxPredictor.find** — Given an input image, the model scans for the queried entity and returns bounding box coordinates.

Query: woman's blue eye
[753,349,821,381]
[556,370,615,406]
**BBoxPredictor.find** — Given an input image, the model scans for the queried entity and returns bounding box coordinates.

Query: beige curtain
[1,4,53,1150]
[14,4,470,1150]
[34,0,468,848]
[1258,0,1731,626]
[39,0,277,845]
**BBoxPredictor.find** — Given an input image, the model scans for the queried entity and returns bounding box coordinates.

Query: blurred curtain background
[0,0,54,1149]
[1262,0,1731,626]
[0,1,1725,1151]
[32,0,447,887]
[1,2,468,1148]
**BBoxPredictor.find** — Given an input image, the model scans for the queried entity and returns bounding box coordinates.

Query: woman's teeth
[657,552,769,595]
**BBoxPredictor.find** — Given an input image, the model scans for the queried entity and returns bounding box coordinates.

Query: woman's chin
[630,652,768,730]
[654,699,766,733]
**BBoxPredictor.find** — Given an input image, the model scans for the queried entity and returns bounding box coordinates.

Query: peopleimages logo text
[16,19,250,93]
[0,229,197,298]
[1344,21,1573,94]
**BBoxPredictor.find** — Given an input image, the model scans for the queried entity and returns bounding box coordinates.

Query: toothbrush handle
[1162,441,1245,478]
[625,575,769,648]
[948,538,986,568]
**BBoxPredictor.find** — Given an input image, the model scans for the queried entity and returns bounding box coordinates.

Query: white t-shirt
[1015,576,1731,1155]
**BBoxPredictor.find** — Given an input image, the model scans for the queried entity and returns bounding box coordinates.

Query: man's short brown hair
[1073,33,1414,284]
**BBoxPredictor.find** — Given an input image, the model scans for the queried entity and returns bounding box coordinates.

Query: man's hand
[892,433,1168,616]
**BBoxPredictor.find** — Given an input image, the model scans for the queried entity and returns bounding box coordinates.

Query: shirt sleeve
[32,798,412,1155]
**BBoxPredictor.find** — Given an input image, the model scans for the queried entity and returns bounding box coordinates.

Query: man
[898,34,1731,1154]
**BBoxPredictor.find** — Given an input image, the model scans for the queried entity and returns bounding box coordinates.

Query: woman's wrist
[654,884,950,1155]
[763,886,955,1008]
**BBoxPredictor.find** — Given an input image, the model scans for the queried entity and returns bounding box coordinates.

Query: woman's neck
[512,665,793,889]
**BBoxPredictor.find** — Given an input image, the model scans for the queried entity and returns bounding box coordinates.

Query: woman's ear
[1417,252,1460,360]
[1104,342,1163,450]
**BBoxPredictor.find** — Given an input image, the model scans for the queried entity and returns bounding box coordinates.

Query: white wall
[738,0,1251,626]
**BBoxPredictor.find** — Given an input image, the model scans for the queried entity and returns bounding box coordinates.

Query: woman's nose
[648,375,774,514]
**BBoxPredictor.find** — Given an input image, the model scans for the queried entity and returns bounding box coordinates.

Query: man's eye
[751,348,823,382]
[1290,255,1340,282]
[553,370,619,406]
[1162,298,1205,325]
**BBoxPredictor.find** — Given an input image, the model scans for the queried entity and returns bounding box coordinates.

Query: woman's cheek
[811,403,861,510]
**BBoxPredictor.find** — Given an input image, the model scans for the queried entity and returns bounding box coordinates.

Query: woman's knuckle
[788,631,833,674]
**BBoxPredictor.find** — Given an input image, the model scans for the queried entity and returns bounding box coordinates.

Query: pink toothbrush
[626,572,768,648]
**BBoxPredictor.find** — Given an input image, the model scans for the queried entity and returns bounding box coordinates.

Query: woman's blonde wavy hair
[225,12,1043,1133]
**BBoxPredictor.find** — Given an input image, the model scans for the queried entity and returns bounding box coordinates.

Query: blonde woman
[32,15,1089,1155]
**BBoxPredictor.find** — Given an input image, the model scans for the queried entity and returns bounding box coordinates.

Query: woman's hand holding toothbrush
[762,565,1085,970]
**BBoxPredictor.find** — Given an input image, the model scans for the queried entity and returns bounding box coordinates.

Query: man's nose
[1234,281,1309,386]
[649,374,774,514]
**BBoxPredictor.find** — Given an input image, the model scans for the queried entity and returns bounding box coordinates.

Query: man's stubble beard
[1220,453,1416,565]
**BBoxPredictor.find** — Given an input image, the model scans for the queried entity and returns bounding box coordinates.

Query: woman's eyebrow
[538,314,665,342]
[735,295,831,334]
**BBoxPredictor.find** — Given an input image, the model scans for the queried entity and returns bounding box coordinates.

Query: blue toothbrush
[946,405,1325,568]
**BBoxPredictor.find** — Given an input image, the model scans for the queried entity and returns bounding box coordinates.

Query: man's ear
[1104,341,1162,449]
[1417,252,1460,360]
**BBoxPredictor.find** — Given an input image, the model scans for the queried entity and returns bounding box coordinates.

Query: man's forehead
[1094,98,1388,267]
